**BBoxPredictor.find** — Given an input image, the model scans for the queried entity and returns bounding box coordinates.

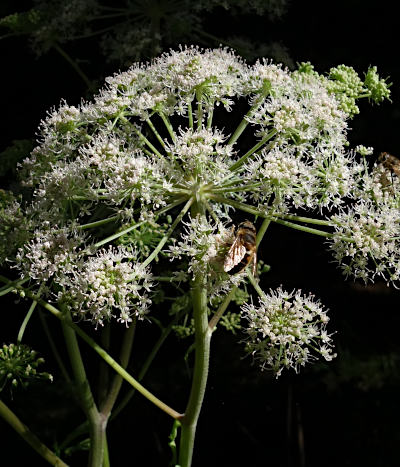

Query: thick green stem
[61,310,104,467]
[0,399,69,466]
[178,202,211,467]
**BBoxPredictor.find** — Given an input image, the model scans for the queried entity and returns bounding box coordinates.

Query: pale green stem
[100,321,136,418]
[0,277,29,297]
[188,102,194,129]
[142,197,193,268]
[206,106,214,129]
[146,117,167,149]
[77,216,118,230]
[17,299,38,343]
[130,123,167,160]
[94,220,146,248]
[227,85,271,146]
[61,309,104,467]
[229,129,277,172]
[196,90,203,129]
[280,214,333,227]
[178,201,211,467]
[103,435,110,467]
[246,269,268,300]
[0,399,69,467]
[53,44,93,90]
[209,195,338,239]
[208,286,238,330]
[17,283,45,343]
[111,311,183,420]
[93,196,189,249]
[159,112,177,142]
[273,218,335,238]
[39,311,71,383]
[0,278,184,421]
[213,183,263,193]
[209,194,267,218]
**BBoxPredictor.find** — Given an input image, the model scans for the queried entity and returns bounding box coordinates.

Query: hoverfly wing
[223,238,246,272]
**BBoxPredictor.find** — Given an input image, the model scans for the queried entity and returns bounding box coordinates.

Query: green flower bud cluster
[0,343,53,392]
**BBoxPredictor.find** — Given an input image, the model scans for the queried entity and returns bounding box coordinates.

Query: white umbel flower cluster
[61,246,153,327]
[2,46,391,335]
[241,288,336,377]
[15,225,85,283]
[329,200,400,284]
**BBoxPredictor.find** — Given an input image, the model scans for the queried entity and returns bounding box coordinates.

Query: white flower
[328,200,400,285]
[241,287,336,377]
[16,226,85,283]
[62,246,153,327]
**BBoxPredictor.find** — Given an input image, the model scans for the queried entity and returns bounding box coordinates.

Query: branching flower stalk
[0,47,395,466]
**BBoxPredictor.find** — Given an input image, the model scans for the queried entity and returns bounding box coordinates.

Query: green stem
[77,216,118,230]
[280,214,333,226]
[209,195,336,238]
[94,220,146,248]
[110,311,182,420]
[60,309,104,467]
[17,283,46,343]
[246,269,267,300]
[229,129,277,172]
[208,286,238,330]
[17,299,38,343]
[159,113,176,142]
[100,320,136,418]
[188,101,194,129]
[227,84,271,146]
[178,202,211,467]
[141,197,193,268]
[39,311,71,383]
[93,196,188,249]
[209,194,268,218]
[53,44,93,90]
[272,218,335,238]
[0,399,69,467]
[146,117,167,149]
[130,123,167,160]
[206,106,214,129]
[0,277,29,297]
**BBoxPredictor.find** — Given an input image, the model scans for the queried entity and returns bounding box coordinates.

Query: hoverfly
[223,220,257,275]
[378,152,400,177]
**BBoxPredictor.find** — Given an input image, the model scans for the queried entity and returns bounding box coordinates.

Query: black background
[1,1,400,466]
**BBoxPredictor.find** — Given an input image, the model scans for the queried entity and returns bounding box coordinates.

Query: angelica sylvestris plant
[0,47,394,466]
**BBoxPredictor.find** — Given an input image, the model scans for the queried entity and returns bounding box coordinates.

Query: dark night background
[1,1,400,466]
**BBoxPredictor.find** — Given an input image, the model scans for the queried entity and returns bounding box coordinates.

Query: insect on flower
[378,152,400,177]
[224,220,257,275]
